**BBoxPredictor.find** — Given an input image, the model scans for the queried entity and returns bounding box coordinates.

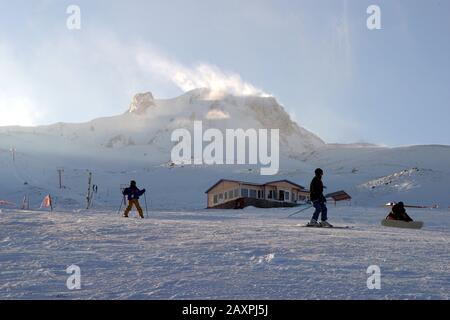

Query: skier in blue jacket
[122,180,146,218]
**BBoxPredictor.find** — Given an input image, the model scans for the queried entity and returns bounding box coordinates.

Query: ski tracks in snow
[0,207,449,299]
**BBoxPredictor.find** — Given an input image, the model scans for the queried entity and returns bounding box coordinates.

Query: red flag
[40,195,53,211]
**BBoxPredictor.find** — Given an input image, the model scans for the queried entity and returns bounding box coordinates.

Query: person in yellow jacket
[122,180,146,218]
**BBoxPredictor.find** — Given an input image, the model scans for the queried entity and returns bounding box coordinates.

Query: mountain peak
[128,92,155,114]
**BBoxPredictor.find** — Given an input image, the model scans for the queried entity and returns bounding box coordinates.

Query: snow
[0,206,448,299]
[1,90,450,299]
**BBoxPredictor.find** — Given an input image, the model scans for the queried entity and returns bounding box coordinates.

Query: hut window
[228,190,234,199]
[285,191,290,201]
[241,189,249,197]
[249,190,257,198]
[213,195,218,204]
[268,190,273,199]
[234,189,240,198]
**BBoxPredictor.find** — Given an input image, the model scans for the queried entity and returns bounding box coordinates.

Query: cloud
[135,45,270,97]
[0,31,269,127]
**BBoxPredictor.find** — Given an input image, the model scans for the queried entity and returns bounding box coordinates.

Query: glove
[142,189,146,193]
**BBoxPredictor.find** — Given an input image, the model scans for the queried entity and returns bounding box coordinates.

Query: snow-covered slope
[1,90,450,300]
[306,144,450,206]
[1,207,449,299]
[0,89,449,209]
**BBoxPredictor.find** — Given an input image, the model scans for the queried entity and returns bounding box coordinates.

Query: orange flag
[41,195,53,211]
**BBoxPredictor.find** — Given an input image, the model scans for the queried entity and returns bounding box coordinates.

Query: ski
[296,224,353,229]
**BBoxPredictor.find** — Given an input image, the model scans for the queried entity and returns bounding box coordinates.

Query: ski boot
[319,221,333,228]
[307,219,321,227]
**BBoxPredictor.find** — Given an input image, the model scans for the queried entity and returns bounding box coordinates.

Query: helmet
[130,180,137,186]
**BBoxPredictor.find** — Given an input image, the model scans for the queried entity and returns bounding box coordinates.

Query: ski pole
[287,205,313,218]
[117,195,125,215]
[144,192,149,218]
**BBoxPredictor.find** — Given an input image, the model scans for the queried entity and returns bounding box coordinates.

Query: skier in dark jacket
[308,168,332,227]
[386,202,413,222]
[122,180,146,218]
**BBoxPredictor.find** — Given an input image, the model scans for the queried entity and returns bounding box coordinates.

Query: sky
[0,0,449,146]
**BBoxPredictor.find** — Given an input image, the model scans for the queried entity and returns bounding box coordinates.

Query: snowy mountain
[0,89,450,209]
[0,88,324,161]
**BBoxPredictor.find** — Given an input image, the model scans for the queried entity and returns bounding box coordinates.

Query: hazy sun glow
[0,96,36,127]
